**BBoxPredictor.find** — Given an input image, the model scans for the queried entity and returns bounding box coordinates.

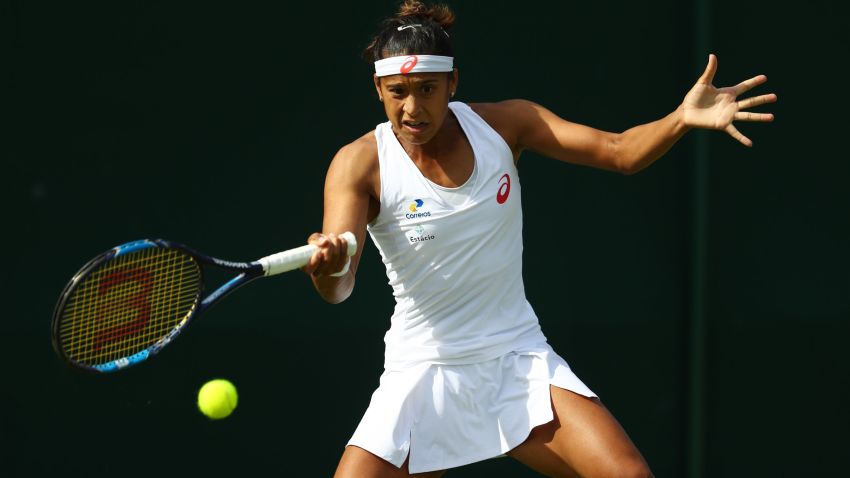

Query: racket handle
[258,231,357,276]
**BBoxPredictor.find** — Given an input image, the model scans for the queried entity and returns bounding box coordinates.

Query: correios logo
[405,199,431,219]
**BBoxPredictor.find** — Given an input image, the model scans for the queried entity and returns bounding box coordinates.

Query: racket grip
[258,231,357,276]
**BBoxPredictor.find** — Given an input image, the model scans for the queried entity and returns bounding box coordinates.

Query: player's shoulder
[327,130,379,187]
[467,100,540,150]
[335,130,378,163]
[469,99,540,123]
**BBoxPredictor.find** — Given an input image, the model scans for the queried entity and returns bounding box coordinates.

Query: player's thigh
[334,445,446,478]
[506,386,653,478]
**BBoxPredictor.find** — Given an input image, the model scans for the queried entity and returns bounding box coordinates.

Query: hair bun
[397,0,455,30]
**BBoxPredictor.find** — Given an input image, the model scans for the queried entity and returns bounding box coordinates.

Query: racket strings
[58,247,202,366]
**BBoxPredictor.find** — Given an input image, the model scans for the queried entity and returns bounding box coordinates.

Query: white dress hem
[346,343,596,474]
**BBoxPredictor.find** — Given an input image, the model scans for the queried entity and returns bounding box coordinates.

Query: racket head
[52,239,205,373]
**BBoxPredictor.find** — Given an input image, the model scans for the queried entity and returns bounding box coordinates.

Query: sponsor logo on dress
[405,199,431,219]
[496,173,511,204]
[402,199,435,244]
[408,224,435,244]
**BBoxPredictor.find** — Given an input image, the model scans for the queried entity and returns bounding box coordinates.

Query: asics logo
[496,173,511,204]
[400,56,418,75]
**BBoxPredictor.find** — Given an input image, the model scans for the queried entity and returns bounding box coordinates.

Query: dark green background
[5,0,848,476]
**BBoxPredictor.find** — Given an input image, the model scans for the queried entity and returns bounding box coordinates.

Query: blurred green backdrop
[4,0,848,476]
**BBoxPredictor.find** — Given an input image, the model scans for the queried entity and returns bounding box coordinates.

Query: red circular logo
[496,173,511,204]
[400,55,418,75]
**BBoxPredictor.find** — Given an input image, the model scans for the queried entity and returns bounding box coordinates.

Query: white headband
[374,55,454,77]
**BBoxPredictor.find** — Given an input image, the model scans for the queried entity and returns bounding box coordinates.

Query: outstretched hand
[682,54,777,147]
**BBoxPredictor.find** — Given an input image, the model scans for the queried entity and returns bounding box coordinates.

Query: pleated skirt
[347,343,596,473]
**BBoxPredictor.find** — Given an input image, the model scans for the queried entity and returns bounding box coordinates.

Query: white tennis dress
[350,102,595,473]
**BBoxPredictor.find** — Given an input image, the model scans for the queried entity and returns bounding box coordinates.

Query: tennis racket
[52,232,356,373]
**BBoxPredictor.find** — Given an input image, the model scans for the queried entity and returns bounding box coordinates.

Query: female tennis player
[303,1,775,477]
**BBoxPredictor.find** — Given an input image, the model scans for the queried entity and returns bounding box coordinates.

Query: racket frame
[52,233,355,373]
[52,239,263,373]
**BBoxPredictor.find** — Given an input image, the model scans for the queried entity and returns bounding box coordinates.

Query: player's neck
[402,114,474,188]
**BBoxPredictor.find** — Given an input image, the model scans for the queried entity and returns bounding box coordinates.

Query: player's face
[374,70,458,146]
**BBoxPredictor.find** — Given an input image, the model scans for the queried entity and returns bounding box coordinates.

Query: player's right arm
[304,133,380,304]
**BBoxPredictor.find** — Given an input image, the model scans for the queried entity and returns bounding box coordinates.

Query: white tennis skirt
[347,343,596,473]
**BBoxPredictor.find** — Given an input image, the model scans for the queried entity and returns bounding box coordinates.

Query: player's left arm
[483,54,776,174]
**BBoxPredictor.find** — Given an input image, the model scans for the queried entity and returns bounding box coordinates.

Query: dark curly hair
[363,0,455,62]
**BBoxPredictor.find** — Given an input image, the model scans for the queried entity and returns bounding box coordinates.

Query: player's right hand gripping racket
[52,233,356,373]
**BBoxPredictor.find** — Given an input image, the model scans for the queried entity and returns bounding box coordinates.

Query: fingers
[304,233,350,278]
[733,74,768,95]
[734,111,774,122]
[697,53,717,85]
[737,93,777,110]
[725,123,753,147]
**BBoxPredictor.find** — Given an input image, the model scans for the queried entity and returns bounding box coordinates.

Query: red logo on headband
[400,56,418,75]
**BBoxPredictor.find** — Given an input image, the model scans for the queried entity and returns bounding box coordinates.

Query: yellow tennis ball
[197,379,238,419]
